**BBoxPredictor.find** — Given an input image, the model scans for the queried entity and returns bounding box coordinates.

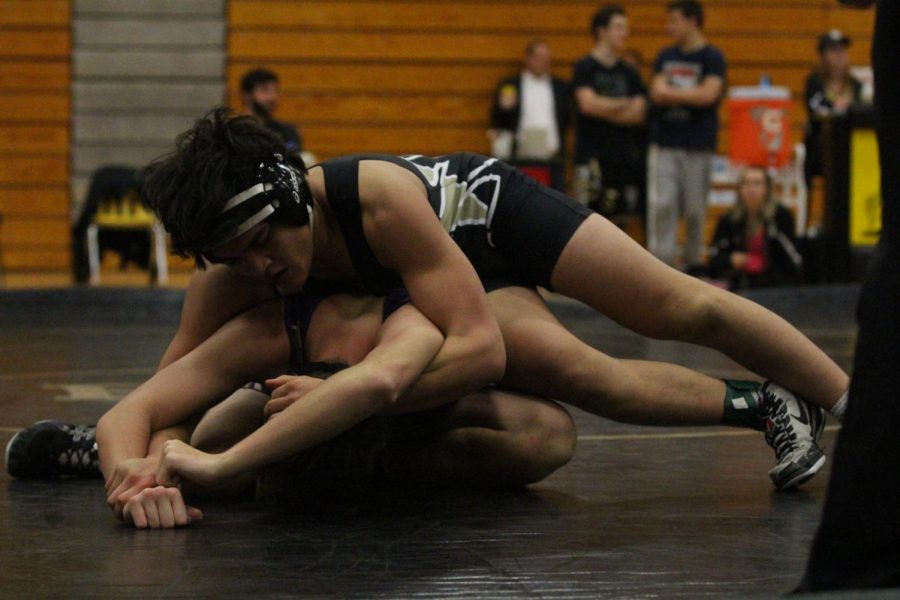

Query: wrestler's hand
[122,486,203,529]
[264,375,325,419]
[157,439,227,489]
[106,456,159,520]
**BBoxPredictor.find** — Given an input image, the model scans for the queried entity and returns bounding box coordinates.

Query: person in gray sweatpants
[647,0,726,268]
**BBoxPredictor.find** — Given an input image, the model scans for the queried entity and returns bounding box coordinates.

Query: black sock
[722,380,764,430]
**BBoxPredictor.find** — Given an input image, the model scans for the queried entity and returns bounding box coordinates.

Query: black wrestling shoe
[4,421,101,479]
[759,382,826,490]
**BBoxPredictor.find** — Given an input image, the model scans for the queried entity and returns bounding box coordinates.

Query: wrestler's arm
[97,300,288,517]
[103,420,198,517]
[156,302,444,487]
[357,161,506,406]
[102,267,276,509]
[157,265,277,370]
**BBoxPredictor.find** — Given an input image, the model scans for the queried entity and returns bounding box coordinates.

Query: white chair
[86,191,168,285]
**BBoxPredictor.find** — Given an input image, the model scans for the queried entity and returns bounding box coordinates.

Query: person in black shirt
[707,166,802,289]
[572,4,647,215]
[802,30,864,187]
[647,0,726,269]
[239,68,303,154]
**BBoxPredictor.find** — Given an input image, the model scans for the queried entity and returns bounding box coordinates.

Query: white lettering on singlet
[401,156,501,239]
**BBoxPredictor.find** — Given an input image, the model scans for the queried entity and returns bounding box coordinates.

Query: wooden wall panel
[71,0,226,215]
[228,1,874,163]
[0,2,70,271]
[299,124,490,157]
[0,188,69,217]
[0,157,68,185]
[68,0,227,275]
[0,1,70,26]
[0,61,69,90]
[0,93,69,121]
[230,2,846,36]
[0,125,69,153]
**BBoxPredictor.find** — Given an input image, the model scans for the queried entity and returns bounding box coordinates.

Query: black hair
[667,0,704,28]
[240,68,279,95]
[141,107,308,267]
[524,39,547,56]
[591,4,626,38]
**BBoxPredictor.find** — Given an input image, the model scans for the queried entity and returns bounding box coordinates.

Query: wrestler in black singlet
[317,152,592,293]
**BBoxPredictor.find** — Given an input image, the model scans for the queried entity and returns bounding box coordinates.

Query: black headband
[205,154,310,250]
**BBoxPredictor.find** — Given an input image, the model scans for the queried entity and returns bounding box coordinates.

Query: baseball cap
[818,29,852,53]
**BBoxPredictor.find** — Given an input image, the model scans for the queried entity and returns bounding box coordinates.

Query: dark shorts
[482,161,593,291]
[501,174,591,290]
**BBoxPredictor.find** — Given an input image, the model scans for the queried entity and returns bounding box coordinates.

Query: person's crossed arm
[575,87,647,125]
[650,72,723,107]
[154,300,445,490]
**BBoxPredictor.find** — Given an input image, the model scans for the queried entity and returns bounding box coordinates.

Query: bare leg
[381,389,576,487]
[550,214,849,408]
[488,286,726,425]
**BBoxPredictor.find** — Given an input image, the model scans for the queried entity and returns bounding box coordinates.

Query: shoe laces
[764,396,798,460]
[57,446,98,471]
[65,424,95,444]
[53,426,98,472]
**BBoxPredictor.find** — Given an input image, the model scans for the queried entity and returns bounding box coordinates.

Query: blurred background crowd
[0,0,877,291]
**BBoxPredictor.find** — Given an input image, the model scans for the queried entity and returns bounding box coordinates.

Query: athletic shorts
[489,165,593,290]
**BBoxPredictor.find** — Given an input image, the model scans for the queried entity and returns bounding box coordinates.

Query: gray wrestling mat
[0,285,863,598]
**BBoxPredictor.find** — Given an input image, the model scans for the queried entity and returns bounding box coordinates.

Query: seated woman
[707,166,803,290]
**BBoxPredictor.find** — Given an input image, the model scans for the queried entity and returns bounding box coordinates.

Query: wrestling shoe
[759,382,826,490]
[4,421,101,479]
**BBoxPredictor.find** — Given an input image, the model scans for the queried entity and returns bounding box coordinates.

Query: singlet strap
[319,156,403,294]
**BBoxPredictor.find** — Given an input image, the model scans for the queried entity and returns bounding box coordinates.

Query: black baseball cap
[818,29,852,53]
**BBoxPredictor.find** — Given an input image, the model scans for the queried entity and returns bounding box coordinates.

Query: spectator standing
[647,0,726,268]
[803,30,864,188]
[490,40,570,191]
[707,166,802,289]
[572,4,648,217]
[239,68,303,154]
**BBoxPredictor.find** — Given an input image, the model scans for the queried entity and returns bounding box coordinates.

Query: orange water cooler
[727,86,793,168]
